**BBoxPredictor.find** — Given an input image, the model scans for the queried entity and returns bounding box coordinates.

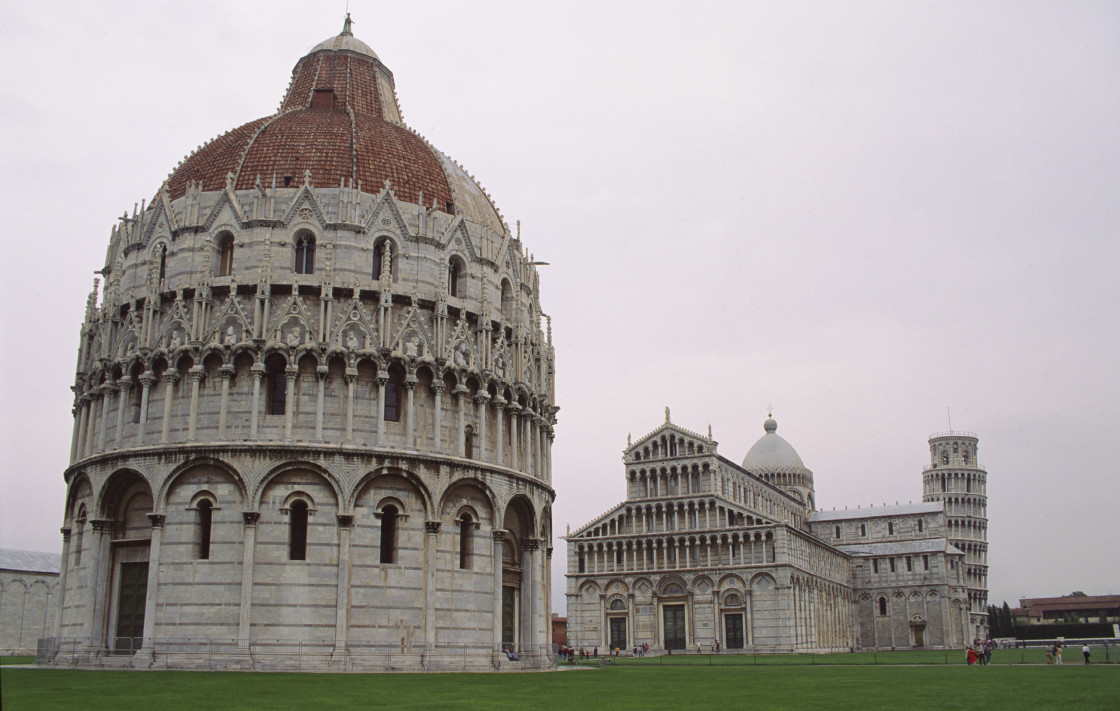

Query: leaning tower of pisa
[922,431,989,640]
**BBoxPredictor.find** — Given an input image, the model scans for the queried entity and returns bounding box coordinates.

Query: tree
[1001,602,1013,637]
[1066,591,1088,597]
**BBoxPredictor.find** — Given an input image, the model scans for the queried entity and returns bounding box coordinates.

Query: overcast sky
[1,1,1117,615]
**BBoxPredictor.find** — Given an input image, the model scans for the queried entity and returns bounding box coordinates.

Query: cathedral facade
[565,414,987,652]
[51,20,557,669]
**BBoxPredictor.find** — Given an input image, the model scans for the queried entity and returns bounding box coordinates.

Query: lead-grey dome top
[741,416,809,473]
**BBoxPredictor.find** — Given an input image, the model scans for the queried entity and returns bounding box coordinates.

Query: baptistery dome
[54,18,557,670]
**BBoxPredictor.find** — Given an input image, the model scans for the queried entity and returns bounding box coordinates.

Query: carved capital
[188,366,205,382]
[430,381,445,393]
[336,514,354,529]
[547,547,554,559]
[162,368,180,384]
[90,519,114,534]
[219,366,235,379]
[522,538,542,551]
[242,511,260,526]
[425,521,442,535]
[147,513,166,529]
[492,530,506,543]
[139,371,156,387]
[317,366,329,381]
[60,527,72,541]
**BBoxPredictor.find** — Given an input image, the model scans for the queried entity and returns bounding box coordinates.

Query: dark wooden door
[725,613,744,649]
[663,604,686,650]
[115,562,148,652]
[609,617,627,650]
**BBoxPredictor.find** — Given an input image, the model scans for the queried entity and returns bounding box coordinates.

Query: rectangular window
[906,556,912,572]
[888,521,894,535]
[835,525,841,539]
[889,558,896,573]
[918,519,924,533]
[860,524,866,537]
[923,555,929,571]
[873,559,879,574]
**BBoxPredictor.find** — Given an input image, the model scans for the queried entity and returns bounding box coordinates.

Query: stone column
[315,366,328,441]
[86,519,114,647]
[454,385,468,456]
[521,411,534,476]
[431,382,444,450]
[405,377,417,448]
[521,538,540,649]
[217,367,233,438]
[374,372,387,445]
[69,403,81,463]
[114,378,131,448]
[250,364,264,438]
[283,366,297,441]
[493,398,505,465]
[159,369,179,444]
[237,512,259,644]
[186,366,204,441]
[140,514,165,646]
[83,392,100,458]
[334,515,353,654]
[54,527,72,637]
[137,372,154,445]
[344,371,357,443]
[96,386,113,452]
[492,531,505,648]
[508,403,520,469]
[424,521,441,646]
[474,392,489,461]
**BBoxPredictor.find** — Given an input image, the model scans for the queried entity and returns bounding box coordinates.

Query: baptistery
[53,17,557,669]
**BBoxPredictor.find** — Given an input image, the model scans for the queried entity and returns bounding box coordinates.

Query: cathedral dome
[163,19,505,235]
[742,416,807,473]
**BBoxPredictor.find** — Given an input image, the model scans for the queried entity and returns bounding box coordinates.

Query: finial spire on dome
[342,12,354,36]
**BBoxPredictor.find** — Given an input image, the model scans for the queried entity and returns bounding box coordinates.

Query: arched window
[384,366,404,422]
[266,356,287,415]
[295,233,316,274]
[878,597,887,616]
[500,279,513,321]
[448,257,464,297]
[196,499,213,560]
[289,500,308,561]
[73,511,86,566]
[373,239,392,280]
[459,513,473,569]
[380,504,398,564]
[157,246,167,282]
[218,234,234,277]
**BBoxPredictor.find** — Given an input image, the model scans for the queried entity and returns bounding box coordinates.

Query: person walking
[1055,643,1063,664]
[1082,644,1091,664]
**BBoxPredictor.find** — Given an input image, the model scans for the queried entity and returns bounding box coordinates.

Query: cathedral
[565,413,989,652]
[51,18,558,670]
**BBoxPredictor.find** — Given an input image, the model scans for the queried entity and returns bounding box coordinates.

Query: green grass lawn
[3,664,1117,711]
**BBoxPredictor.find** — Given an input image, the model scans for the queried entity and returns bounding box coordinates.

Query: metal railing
[36,637,556,672]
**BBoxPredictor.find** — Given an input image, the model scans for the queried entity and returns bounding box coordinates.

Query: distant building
[551,614,567,648]
[1014,595,1120,625]
[0,549,61,654]
[565,413,987,651]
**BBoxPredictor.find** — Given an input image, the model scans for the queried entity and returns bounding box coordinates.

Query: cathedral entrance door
[663,604,686,650]
[114,562,148,653]
[609,617,627,651]
[724,613,744,649]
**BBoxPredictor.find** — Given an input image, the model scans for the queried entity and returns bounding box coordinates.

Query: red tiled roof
[162,35,456,210]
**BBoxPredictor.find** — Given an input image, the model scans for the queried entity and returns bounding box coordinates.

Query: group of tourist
[966,639,995,665]
[557,646,599,662]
